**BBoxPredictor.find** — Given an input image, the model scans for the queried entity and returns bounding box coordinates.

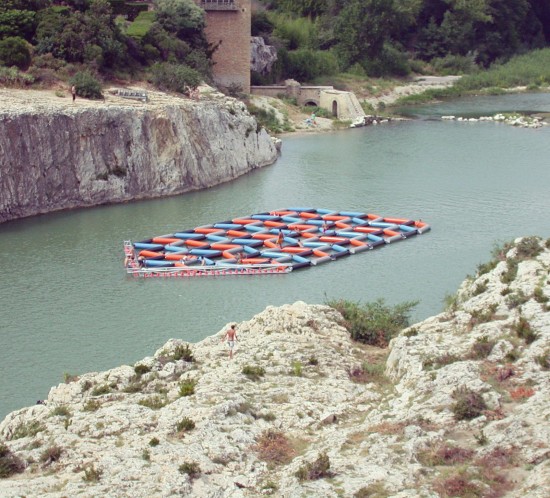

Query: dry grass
[253,430,296,465]
[509,386,535,400]
[367,421,405,435]
[418,442,475,466]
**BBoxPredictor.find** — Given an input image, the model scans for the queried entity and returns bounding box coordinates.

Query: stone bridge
[250,80,366,122]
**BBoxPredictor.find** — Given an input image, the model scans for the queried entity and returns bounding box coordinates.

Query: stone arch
[303,100,319,107]
[332,100,338,117]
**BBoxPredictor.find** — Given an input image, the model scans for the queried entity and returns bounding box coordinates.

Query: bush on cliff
[0,443,25,478]
[0,36,32,70]
[70,70,103,99]
[327,298,417,347]
[150,62,202,93]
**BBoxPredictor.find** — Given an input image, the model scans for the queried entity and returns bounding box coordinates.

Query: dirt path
[362,75,462,107]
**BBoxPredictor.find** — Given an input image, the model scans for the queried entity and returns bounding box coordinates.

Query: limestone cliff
[0,88,279,223]
[0,237,549,497]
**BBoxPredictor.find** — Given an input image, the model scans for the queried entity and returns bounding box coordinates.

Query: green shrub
[470,336,496,359]
[431,54,477,75]
[172,344,194,362]
[123,379,145,393]
[456,49,550,91]
[534,286,549,303]
[176,417,195,433]
[0,443,25,478]
[51,405,72,418]
[70,71,103,100]
[473,280,488,296]
[424,353,461,370]
[512,316,538,344]
[451,387,487,420]
[506,290,529,309]
[149,437,160,447]
[40,445,63,465]
[150,62,202,93]
[443,292,460,314]
[271,12,317,50]
[12,420,45,440]
[326,298,417,347]
[83,399,101,412]
[476,259,498,276]
[242,365,266,381]
[295,452,333,481]
[246,102,291,134]
[91,384,111,396]
[134,364,151,376]
[290,361,303,377]
[535,350,550,370]
[179,461,201,480]
[500,259,518,284]
[515,236,542,259]
[126,10,156,38]
[138,395,167,410]
[63,372,79,383]
[178,378,197,397]
[308,356,319,366]
[284,48,339,81]
[82,464,102,482]
[363,44,410,77]
[0,36,31,70]
[0,65,34,86]
[469,303,497,327]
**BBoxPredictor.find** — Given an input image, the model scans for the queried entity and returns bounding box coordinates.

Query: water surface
[1,93,549,419]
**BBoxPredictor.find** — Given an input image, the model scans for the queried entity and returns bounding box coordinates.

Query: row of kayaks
[123,207,430,277]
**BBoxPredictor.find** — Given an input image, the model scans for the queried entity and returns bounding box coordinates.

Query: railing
[112,89,148,102]
[200,0,238,11]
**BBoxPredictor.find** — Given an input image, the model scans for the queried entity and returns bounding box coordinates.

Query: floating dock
[124,208,430,277]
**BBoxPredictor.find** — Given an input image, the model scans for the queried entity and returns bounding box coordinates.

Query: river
[1,93,549,420]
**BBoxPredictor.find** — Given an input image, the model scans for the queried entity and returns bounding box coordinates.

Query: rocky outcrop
[0,88,279,223]
[0,237,549,497]
[250,37,277,75]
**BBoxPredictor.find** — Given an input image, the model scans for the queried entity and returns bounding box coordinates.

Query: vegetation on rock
[326,297,417,347]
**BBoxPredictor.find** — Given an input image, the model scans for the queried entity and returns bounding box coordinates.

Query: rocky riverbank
[0,86,279,224]
[0,236,549,497]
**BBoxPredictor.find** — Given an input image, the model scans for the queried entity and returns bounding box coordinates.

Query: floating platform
[123,208,430,278]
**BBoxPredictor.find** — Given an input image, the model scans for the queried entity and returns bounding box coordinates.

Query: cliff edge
[0,87,279,223]
[0,237,549,497]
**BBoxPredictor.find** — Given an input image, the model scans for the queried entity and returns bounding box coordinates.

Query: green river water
[1,93,549,419]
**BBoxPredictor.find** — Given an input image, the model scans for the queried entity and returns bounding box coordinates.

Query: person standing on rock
[71,85,76,102]
[222,324,238,359]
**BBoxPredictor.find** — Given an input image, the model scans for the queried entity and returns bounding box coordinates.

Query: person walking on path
[221,324,238,359]
[71,85,76,102]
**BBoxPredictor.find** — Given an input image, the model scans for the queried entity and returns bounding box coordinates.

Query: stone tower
[196,0,251,94]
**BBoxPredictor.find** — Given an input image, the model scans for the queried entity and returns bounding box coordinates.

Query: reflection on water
[1,93,549,419]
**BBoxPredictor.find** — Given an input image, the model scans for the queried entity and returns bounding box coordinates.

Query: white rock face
[250,37,278,75]
[1,237,549,497]
[0,88,279,223]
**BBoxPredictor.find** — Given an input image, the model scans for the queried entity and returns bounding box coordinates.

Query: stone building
[196,0,251,94]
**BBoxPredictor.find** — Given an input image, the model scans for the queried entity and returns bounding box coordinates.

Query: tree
[0,9,37,41]
[0,36,32,69]
[35,0,125,68]
[334,0,406,68]
[154,0,205,44]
